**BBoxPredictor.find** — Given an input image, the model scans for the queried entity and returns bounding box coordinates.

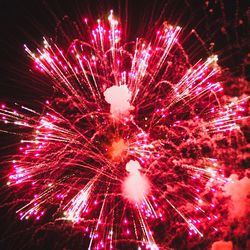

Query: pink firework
[0,11,249,249]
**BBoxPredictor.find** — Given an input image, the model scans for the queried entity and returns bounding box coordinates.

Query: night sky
[0,1,249,249]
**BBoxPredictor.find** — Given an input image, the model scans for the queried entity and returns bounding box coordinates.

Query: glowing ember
[110,138,127,159]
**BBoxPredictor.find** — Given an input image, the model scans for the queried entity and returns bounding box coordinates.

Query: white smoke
[122,160,150,203]
[223,174,250,219]
[104,85,133,117]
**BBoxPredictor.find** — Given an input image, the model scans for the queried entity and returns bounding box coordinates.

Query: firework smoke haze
[211,240,233,250]
[223,174,250,219]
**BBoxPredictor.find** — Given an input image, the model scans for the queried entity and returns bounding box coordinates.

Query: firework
[0,10,248,249]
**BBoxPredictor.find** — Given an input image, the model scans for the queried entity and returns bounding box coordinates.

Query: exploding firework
[0,10,249,249]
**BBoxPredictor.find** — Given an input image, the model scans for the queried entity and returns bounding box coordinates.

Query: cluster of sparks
[0,11,249,249]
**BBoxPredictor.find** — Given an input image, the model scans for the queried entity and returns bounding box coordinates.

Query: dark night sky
[0,1,249,250]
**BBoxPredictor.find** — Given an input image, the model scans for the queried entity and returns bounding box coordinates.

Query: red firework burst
[0,10,249,249]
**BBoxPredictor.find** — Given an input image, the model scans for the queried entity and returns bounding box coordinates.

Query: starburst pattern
[0,11,248,249]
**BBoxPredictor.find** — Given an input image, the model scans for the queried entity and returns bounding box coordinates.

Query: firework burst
[0,10,249,249]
